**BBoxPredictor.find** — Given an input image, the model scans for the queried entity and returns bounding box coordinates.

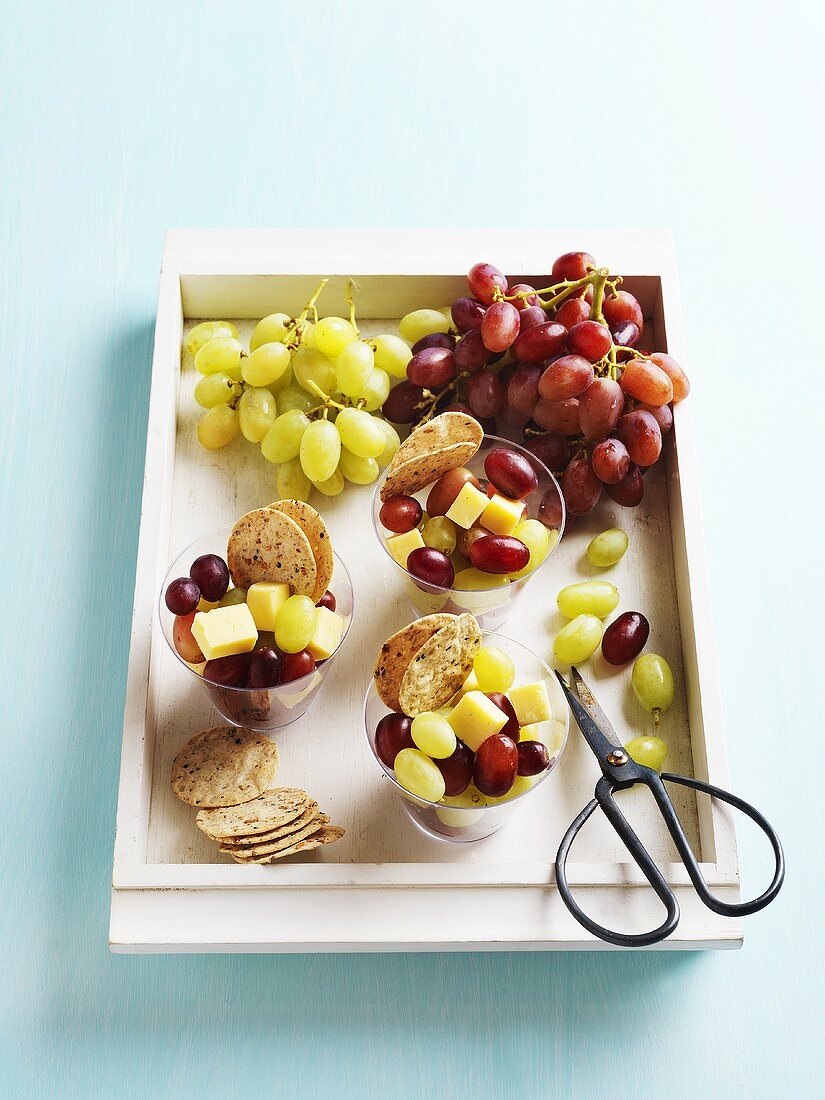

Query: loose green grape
[473,646,515,693]
[631,654,674,721]
[186,320,238,356]
[360,367,391,411]
[509,519,551,579]
[339,447,379,484]
[313,316,357,358]
[300,419,341,482]
[293,346,338,395]
[553,614,603,664]
[394,747,446,802]
[194,338,243,377]
[372,334,413,379]
[276,456,312,501]
[274,594,318,653]
[399,308,451,344]
[375,419,401,467]
[336,340,374,397]
[422,516,457,556]
[242,342,291,387]
[250,312,290,352]
[238,387,277,443]
[261,409,310,464]
[313,468,345,496]
[194,372,241,409]
[587,528,629,568]
[411,712,457,759]
[625,735,668,771]
[557,581,620,619]
[197,405,240,450]
[218,587,247,608]
[335,407,385,459]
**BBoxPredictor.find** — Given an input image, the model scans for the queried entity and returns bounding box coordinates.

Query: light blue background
[1,2,822,1096]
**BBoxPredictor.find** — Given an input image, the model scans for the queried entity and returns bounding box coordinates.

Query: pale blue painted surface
[1,2,822,1097]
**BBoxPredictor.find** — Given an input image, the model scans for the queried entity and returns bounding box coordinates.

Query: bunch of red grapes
[382,251,690,518]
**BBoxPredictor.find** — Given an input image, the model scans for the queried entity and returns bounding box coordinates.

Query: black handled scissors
[554,667,784,947]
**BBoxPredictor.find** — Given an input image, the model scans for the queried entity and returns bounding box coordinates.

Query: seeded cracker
[380,412,483,502]
[195,787,310,839]
[373,613,455,711]
[269,499,333,604]
[218,802,320,848]
[228,825,346,864]
[171,726,279,808]
[220,814,331,860]
[398,613,481,716]
[227,508,317,595]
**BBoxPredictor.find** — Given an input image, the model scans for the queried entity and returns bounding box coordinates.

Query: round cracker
[398,613,481,717]
[269,500,333,604]
[380,412,483,502]
[218,802,320,847]
[220,814,330,859]
[227,508,317,595]
[226,824,345,864]
[195,787,309,839]
[373,613,455,712]
[171,726,279,808]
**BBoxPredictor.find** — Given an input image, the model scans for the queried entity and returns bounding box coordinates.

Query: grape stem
[285,278,329,348]
[305,379,346,417]
[346,278,361,337]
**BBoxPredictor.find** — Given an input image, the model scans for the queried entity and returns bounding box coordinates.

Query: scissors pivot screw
[606,750,628,766]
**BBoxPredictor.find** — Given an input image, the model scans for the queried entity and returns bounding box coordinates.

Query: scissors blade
[569,668,623,748]
[554,667,623,764]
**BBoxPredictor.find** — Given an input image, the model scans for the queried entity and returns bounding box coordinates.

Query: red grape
[567,320,612,362]
[525,432,568,472]
[538,354,594,401]
[616,410,662,466]
[316,590,336,611]
[247,646,282,688]
[619,358,673,406]
[611,320,641,360]
[606,463,644,506]
[407,546,455,587]
[203,652,250,687]
[484,447,538,499]
[533,397,580,435]
[451,297,486,332]
[456,523,488,558]
[434,740,474,795]
[468,262,508,305]
[591,438,630,484]
[465,370,503,418]
[650,353,690,403]
[508,283,540,308]
[375,712,415,768]
[551,251,596,281]
[555,296,591,329]
[173,611,204,663]
[517,740,551,776]
[578,378,623,440]
[507,364,543,411]
[481,301,520,353]
[538,487,564,529]
[601,612,650,665]
[190,554,230,602]
[427,467,480,517]
[641,402,673,434]
[165,576,200,615]
[474,733,518,796]
[383,380,424,424]
[412,332,455,354]
[512,321,567,363]
[454,328,490,374]
[500,397,531,428]
[469,535,530,574]
[562,459,602,515]
[379,495,423,533]
[518,304,549,332]
[407,346,456,388]
[603,290,644,332]
[485,692,520,740]
[280,649,316,683]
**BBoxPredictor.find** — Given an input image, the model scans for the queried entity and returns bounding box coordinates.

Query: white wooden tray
[110,229,741,952]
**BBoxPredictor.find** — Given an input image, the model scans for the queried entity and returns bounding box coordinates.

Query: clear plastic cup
[371,433,565,630]
[159,525,353,733]
[363,631,569,842]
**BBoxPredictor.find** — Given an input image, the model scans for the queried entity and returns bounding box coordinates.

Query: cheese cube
[446,482,490,529]
[447,690,508,752]
[447,669,480,707]
[191,603,258,661]
[480,493,525,536]
[386,527,425,568]
[508,680,552,726]
[247,581,291,631]
[307,606,344,660]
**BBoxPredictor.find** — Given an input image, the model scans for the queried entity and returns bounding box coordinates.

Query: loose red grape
[567,320,612,362]
[619,358,673,406]
[508,283,540,308]
[533,397,581,435]
[507,364,543,412]
[481,301,520,353]
[473,734,519,797]
[649,353,690,403]
[316,589,336,611]
[427,467,480,517]
[383,380,425,424]
[555,296,591,329]
[451,297,486,332]
[512,321,568,363]
[247,646,282,687]
[165,576,200,615]
[641,402,673,434]
[517,740,551,777]
[518,304,548,332]
[407,546,455,587]
[407,346,456,388]
[454,328,490,373]
[551,251,596,281]
[379,495,423,533]
[591,438,630,484]
[606,463,644,506]
[578,378,623,440]
[412,332,455,354]
[280,649,316,683]
[465,370,503,419]
[616,410,662,466]
[190,554,230,602]
[434,740,475,795]
[469,535,530,574]
[484,447,538,499]
[601,612,650,665]
[603,290,644,332]
[203,652,251,687]
[485,692,520,740]
[173,611,205,663]
[468,262,508,305]
[562,459,602,515]
[375,712,415,768]
[538,355,595,401]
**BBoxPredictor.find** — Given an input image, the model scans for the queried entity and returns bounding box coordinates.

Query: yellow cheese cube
[190,603,258,661]
[307,606,344,660]
[480,493,525,536]
[447,690,508,752]
[447,669,480,707]
[508,680,552,726]
[386,527,425,568]
[445,482,490,529]
[247,581,291,631]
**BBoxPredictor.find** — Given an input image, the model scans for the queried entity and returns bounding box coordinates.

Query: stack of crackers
[228,499,333,604]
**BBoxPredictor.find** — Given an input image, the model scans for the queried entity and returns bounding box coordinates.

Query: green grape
[625,735,668,771]
[278,385,315,415]
[276,456,312,501]
[631,654,674,720]
[398,309,451,344]
[422,516,457,556]
[238,386,277,443]
[250,312,290,352]
[313,468,345,496]
[453,568,509,592]
[360,367,391,411]
[186,320,238,356]
[313,316,357,358]
[336,340,374,397]
[197,405,240,450]
[300,419,341,482]
[242,342,291,387]
[557,581,620,619]
[372,334,412,379]
[553,614,603,664]
[375,419,401,467]
[194,338,243,377]
[587,528,629,568]
[194,372,241,409]
[411,712,457,759]
[301,321,315,348]
[393,747,446,802]
[293,346,338,395]
[274,594,318,653]
[473,646,515,693]
[509,519,551,580]
[335,407,385,459]
[261,409,310,464]
[218,587,247,607]
[268,362,293,396]
[339,447,379,484]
